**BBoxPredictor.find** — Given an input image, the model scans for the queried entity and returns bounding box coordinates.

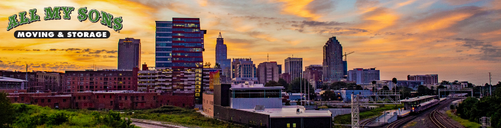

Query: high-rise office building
[407,74,438,85]
[257,61,279,84]
[284,57,302,81]
[347,68,380,85]
[155,21,173,69]
[231,58,255,78]
[277,64,282,74]
[118,38,141,70]
[304,65,323,89]
[323,36,343,82]
[215,32,231,80]
[155,18,206,104]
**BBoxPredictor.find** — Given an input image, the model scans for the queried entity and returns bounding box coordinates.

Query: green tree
[495,85,501,97]
[417,85,427,96]
[382,86,389,91]
[392,78,397,85]
[289,78,314,94]
[0,92,15,128]
[321,90,336,101]
[278,78,289,91]
[399,87,412,99]
[265,81,281,87]
[330,82,347,90]
[440,80,450,85]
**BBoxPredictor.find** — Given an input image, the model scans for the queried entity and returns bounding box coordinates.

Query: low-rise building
[7,91,194,109]
[0,76,27,93]
[204,83,332,128]
[65,69,138,92]
[1,70,62,92]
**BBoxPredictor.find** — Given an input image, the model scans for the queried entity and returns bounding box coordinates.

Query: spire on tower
[218,32,223,38]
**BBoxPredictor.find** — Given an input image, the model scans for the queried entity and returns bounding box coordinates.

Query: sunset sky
[0,0,500,85]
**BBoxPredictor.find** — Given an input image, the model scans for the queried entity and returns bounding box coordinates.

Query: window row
[173,23,199,27]
[172,33,202,37]
[172,48,202,52]
[172,43,203,47]
[172,62,203,67]
[156,23,172,27]
[172,28,199,32]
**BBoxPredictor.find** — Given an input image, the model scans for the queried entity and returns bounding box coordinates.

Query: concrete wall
[202,93,214,117]
[214,105,269,128]
[231,98,282,109]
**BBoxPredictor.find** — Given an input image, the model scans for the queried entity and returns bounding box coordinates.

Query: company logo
[7,6,123,39]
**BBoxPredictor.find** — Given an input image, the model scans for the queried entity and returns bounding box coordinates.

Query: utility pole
[25,63,28,91]
[489,72,492,96]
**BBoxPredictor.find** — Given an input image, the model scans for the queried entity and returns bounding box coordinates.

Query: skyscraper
[347,68,380,85]
[215,32,231,80]
[231,58,255,78]
[407,74,438,85]
[155,21,173,69]
[304,65,323,89]
[257,61,279,84]
[323,36,343,82]
[118,38,140,70]
[284,57,302,81]
[155,18,206,104]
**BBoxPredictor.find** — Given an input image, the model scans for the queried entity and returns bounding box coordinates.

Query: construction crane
[343,51,355,61]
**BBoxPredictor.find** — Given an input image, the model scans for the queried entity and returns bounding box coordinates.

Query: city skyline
[0,0,500,85]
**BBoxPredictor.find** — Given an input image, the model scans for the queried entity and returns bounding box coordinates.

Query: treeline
[456,85,501,128]
[0,92,136,128]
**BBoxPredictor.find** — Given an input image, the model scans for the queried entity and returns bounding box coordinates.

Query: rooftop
[400,95,436,102]
[239,106,331,118]
[0,76,26,82]
[230,83,284,90]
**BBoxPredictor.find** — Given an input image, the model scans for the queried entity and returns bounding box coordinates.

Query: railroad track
[429,99,464,128]
[360,116,376,128]
[385,114,417,128]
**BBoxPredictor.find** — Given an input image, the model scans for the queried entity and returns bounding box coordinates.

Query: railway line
[385,98,462,128]
[429,99,464,128]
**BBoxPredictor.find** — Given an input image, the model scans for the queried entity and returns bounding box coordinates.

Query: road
[132,122,167,128]
[130,118,187,128]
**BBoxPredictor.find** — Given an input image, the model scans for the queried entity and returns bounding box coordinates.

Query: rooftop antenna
[267,53,269,62]
[218,31,222,38]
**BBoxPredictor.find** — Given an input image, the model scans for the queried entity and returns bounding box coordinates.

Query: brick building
[7,91,194,109]
[64,69,138,92]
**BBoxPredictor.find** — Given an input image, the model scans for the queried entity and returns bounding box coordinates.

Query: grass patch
[403,121,417,128]
[333,104,404,124]
[124,105,244,128]
[446,110,482,128]
[10,103,137,128]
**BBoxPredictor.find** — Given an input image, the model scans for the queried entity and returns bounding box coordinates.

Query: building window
[119,96,122,100]
[142,96,144,100]
[83,96,86,100]
[110,95,112,99]
[78,96,80,100]
[41,99,44,103]
[125,96,127,100]
[110,101,113,106]
[63,99,66,102]
[48,99,51,103]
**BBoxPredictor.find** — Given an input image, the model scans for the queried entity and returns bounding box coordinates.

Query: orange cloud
[359,8,399,32]
[270,0,320,20]
[417,13,473,32]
